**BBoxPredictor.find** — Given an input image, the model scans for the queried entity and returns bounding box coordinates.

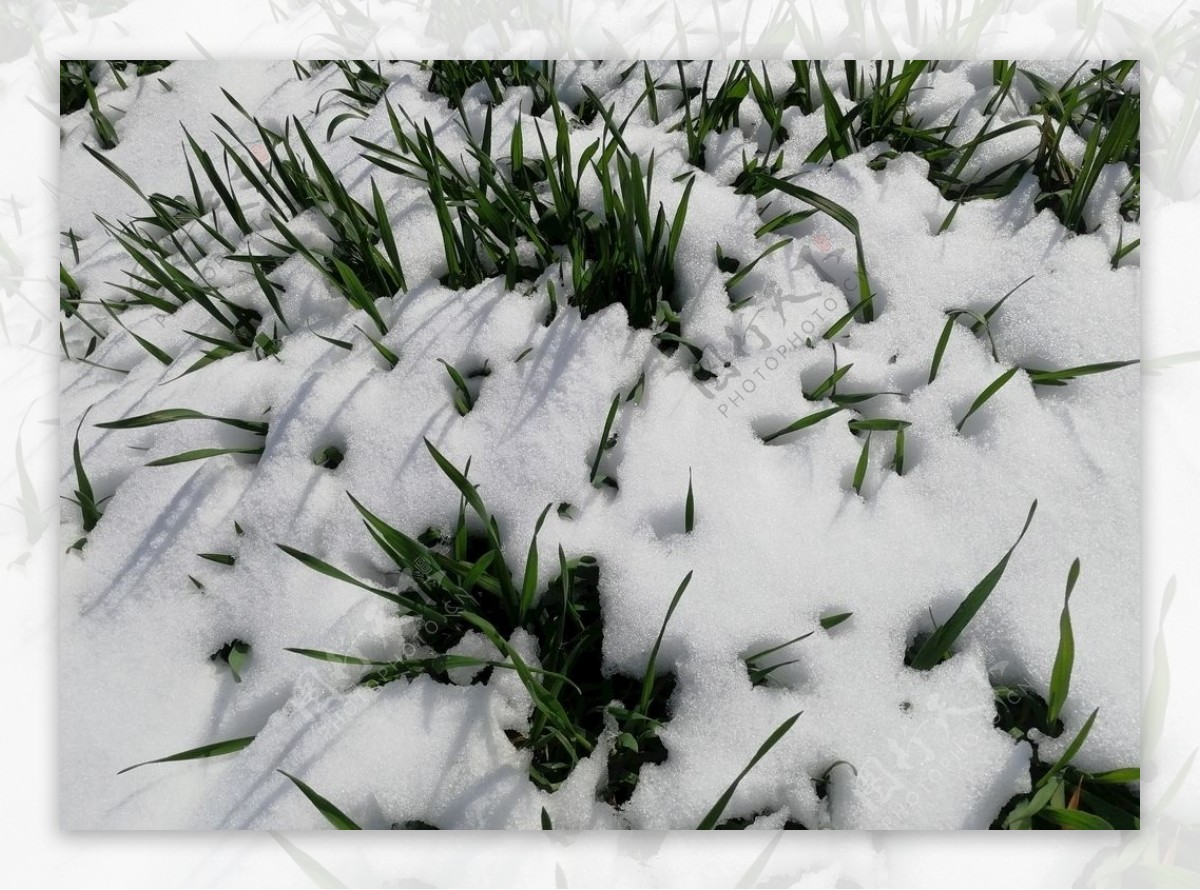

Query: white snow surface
[59,61,1138,829]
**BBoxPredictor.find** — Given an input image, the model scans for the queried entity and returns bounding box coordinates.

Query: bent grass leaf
[749,174,873,322]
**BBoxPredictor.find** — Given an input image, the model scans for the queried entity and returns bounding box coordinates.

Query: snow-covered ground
[59,60,1138,830]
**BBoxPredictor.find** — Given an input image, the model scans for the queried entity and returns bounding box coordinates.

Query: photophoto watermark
[685,232,865,417]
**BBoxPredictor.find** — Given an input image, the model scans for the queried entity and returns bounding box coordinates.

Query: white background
[2,0,1198,885]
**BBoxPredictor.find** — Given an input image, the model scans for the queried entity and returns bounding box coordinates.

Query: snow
[60,61,1138,829]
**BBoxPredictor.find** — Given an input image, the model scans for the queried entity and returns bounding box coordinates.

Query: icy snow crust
[60,61,1138,829]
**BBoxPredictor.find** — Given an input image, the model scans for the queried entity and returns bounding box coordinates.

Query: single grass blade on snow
[909,500,1038,670]
[698,712,802,829]
[278,770,362,829]
[118,735,256,774]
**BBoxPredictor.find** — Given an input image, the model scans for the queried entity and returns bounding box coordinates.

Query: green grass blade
[760,406,843,443]
[910,500,1037,670]
[118,735,255,774]
[71,408,102,533]
[806,363,853,401]
[929,316,954,384]
[589,394,620,486]
[698,712,802,829]
[278,771,362,829]
[145,446,264,467]
[1046,558,1081,726]
[371,178,406,293]
[520,504,552,622]
[1038,707,1099,790]
[276,543,441,620]
[685,469,695,533]
[724,238,792,294]
[852,433,871,495]
[745,632,814,664]
[1025,360,1137,387]
[638,571,692,714]
[956,366,1020,432]
[820,612,852,630]
[847,418,910,433]
[439,359,473,415]
[284,647,379,665]
[1040,807,1113,830]
[96,408,268,435]
[357,326,398,370]
[751,174,872,320]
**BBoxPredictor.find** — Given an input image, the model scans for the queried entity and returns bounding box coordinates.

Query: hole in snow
[714,809,808,830]
[992,681,1063,740]
[902,596,966,671]
[210,639,251,683]
[313,444,344,469]
[813,760,857,804]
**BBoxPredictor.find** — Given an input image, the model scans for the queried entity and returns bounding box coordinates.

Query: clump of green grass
[61,61,123,148]
[60,61,96,115]
[356,100,546,291]
[576,151,695,328]
[318,61,388,140]
[994,707,1138,829]
[278,439,692,804]
[358,88,693,332]
[424,61,553,115]
[673,61,750,170]
[89,211,268,378]
[1024,62,1140,233]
